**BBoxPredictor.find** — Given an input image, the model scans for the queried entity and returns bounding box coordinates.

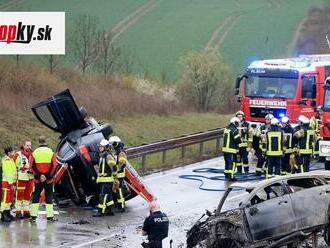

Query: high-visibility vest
[32,147,54,174]
[16,152,30,181]
[266,131,283,156]
[1,156,17,184]
[299,129,315,155]
[222,128,240,154]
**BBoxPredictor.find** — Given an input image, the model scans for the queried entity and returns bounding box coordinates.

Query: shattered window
[221,190,250,213]
[287,178,324,192]
[251,183,285,205]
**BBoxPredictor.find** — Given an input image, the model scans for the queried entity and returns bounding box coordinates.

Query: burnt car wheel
[324,224,330,246]
[214,238,240,248]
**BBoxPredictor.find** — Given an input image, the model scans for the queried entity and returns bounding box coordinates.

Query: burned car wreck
[187,171,330,248]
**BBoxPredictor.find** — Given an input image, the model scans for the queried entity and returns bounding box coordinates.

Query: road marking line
[70,232,118,248]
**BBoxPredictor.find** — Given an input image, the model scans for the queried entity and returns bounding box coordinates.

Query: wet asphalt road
[0,157,228,248]
[1,159,327,248]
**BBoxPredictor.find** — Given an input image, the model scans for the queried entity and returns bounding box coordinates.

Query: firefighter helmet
[265,114,274,120]
[99,139,110,147]
[109,136,121,145]
[235,110,244,117]
[302,116,310,124]
[297,115,306,123]
[270,118,279,126]
[281,116,289,124]
[230,117,240,125]
[315,106,322,112]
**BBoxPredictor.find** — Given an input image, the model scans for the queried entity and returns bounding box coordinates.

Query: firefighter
[294,116,315,173]
[310,106,322,158]
[235,111,249,174]
[94,139,116,217]
[265,118,284,178]
[109,136,127,212]
[1,147,17,222]
[29,136,58,223]
[222,117,241,180]
[280,117,294,175]
[254,114,274,176]
[15,141,34,218]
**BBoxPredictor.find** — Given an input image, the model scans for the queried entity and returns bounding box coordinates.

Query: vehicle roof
[230,171,330,190]
[248,54,330,73]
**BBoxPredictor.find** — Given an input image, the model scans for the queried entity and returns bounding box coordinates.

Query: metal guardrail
[125,128,224,170]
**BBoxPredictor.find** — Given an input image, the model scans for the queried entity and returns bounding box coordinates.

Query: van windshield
[245,76,297,99]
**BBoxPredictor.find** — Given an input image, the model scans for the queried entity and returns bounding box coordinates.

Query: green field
[0,111,230,154]
[3,0,329,79]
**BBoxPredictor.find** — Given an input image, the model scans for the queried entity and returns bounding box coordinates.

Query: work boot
[1,211,11,223]
[23,211,31,219]
[244,167,249,174]
[47,217,56,222]
[7,211,14,221]
[16,211,24,219]
[93,210,103,217]
[29,216,37,223]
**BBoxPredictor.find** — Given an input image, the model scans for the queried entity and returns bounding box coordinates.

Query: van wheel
[214,238,240,248]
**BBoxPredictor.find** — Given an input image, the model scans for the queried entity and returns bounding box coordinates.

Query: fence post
[216,137,221,153]
[199,142,204,156]
[141,155,146,171]
[181,146,186,160]
[162,150,167,164]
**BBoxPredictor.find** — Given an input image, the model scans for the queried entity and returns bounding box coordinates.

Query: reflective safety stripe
[300,164,304,173]
[116,171,125,178]
[256,167,263,172]
[45,203,54,218]
[300,130,314,154]
[96,176,114,183]
[99,194,108,214]
[266,131,283,156]
[117,188,125,208]
[239,142,248,148]
[222,129,238,154]
[31,203,39,217]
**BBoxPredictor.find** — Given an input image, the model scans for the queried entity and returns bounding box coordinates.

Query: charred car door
[287,177,330,230]
[32,89,85,134]
[244,182,296,241]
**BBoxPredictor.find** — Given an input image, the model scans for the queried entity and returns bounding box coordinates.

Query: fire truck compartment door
[32,89,85,134]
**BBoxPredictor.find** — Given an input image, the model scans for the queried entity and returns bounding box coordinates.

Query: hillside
[4,0,328,80]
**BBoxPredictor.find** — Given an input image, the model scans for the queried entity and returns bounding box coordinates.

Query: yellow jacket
[1,156,17,184]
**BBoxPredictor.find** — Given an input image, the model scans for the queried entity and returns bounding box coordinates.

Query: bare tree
[179,49,232,112]
[44,55,60,74]
[72,15,100,74]
[97,31,121,79]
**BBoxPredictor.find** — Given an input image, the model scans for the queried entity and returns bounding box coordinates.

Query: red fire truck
[319,77,330,169]
[235,54,330,123]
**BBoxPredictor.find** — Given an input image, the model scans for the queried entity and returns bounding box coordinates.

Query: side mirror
[235,76,242,96]
[236,95,242,103]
